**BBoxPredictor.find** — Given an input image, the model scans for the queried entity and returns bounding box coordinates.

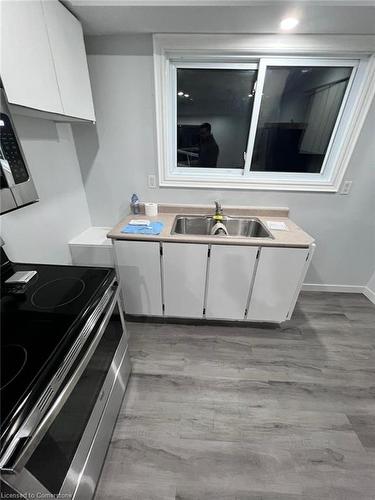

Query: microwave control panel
[0,113,29,184]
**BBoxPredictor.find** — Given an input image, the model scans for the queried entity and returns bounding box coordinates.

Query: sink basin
[171,215,273,238]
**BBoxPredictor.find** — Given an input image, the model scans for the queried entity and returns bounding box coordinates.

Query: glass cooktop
[0,258,115,441]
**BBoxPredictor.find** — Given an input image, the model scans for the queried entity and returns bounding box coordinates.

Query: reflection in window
[250,66,352,173]
[177,68,257,168]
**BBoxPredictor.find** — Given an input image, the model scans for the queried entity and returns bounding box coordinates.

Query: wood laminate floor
[95,292,375,500]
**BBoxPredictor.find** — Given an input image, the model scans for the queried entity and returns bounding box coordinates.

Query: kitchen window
[248,62,353,175]
[154,36,374,191]
[177,66,258,170]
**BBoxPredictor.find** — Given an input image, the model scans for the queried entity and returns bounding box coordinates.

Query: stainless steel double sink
[171,215,273,239]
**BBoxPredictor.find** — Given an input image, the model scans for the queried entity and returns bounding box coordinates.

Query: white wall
[72,34,375,287]
[367,271,375,293]
[1,115,91,264]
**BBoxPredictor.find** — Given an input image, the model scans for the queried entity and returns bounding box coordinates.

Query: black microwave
[0,89,38,215]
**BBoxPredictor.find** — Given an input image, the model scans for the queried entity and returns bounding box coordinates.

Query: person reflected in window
[199,122,219,167]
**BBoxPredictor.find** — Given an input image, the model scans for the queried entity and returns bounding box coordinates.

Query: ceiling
[65,1,375,36]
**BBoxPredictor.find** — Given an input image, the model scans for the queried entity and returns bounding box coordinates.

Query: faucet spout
[214,201,223,217]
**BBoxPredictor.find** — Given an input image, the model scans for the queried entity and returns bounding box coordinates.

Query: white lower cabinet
[113,238,312,323]
[206,245,258,320]
[114,240,162,316]
[163,243,208,318]
[247,246,310,323]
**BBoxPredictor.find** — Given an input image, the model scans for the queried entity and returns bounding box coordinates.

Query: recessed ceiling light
[280,17,299,30]
[178,91,184,96]
[184,93,190,98]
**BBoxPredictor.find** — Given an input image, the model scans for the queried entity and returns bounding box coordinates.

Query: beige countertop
[107,204,314,248]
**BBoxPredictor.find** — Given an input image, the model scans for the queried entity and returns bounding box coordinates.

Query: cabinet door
[1,0,63,114]
[42,1,95,121]
[247,247,310,323]
[114,241,162,316]
[206,245,258,320]
[163,243,208,318]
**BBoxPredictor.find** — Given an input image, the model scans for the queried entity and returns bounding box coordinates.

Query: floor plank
[95,292,375,500]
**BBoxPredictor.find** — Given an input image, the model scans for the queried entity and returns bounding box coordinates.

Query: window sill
[164,165,344,191]
[160,170,340,192]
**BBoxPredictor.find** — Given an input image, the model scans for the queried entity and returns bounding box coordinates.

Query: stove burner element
[31,277,86,309]
[0,344,28,390]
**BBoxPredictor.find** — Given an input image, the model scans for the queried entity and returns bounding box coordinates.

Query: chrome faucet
[211,201,228,235]
[214,201,223,217]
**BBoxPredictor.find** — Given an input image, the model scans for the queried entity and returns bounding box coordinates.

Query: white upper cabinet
[206,245,258,321]
[1,0,95,121]
[163,243,208,318]
[247,247,310,323]
[42,1,95,121]
[1,1,63,114]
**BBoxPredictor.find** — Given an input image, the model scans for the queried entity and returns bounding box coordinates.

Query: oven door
[2,289,131,499]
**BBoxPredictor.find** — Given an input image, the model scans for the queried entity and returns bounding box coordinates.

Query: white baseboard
[302,283,375,304]
[302,283,365,294]
[363,286,375,304]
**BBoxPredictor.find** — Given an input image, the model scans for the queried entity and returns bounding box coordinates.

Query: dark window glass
[250,66,352,173]
[177,68,257,169]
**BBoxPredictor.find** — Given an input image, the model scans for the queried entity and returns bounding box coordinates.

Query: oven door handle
[0,282,121,473]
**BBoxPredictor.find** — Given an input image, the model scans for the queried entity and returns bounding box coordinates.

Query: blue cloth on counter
[121,221,164,235]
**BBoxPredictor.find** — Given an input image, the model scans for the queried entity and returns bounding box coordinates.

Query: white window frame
[154,34,375,192]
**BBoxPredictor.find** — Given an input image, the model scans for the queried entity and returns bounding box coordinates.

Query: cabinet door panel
[42,0,95,121]
[114,241,162,316]
[247,247,309,323]
[206,245,258,320]
[1,0,63,114]
[163,243,207,318]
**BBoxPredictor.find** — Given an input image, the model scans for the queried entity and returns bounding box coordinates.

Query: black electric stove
[0,248,115,452]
